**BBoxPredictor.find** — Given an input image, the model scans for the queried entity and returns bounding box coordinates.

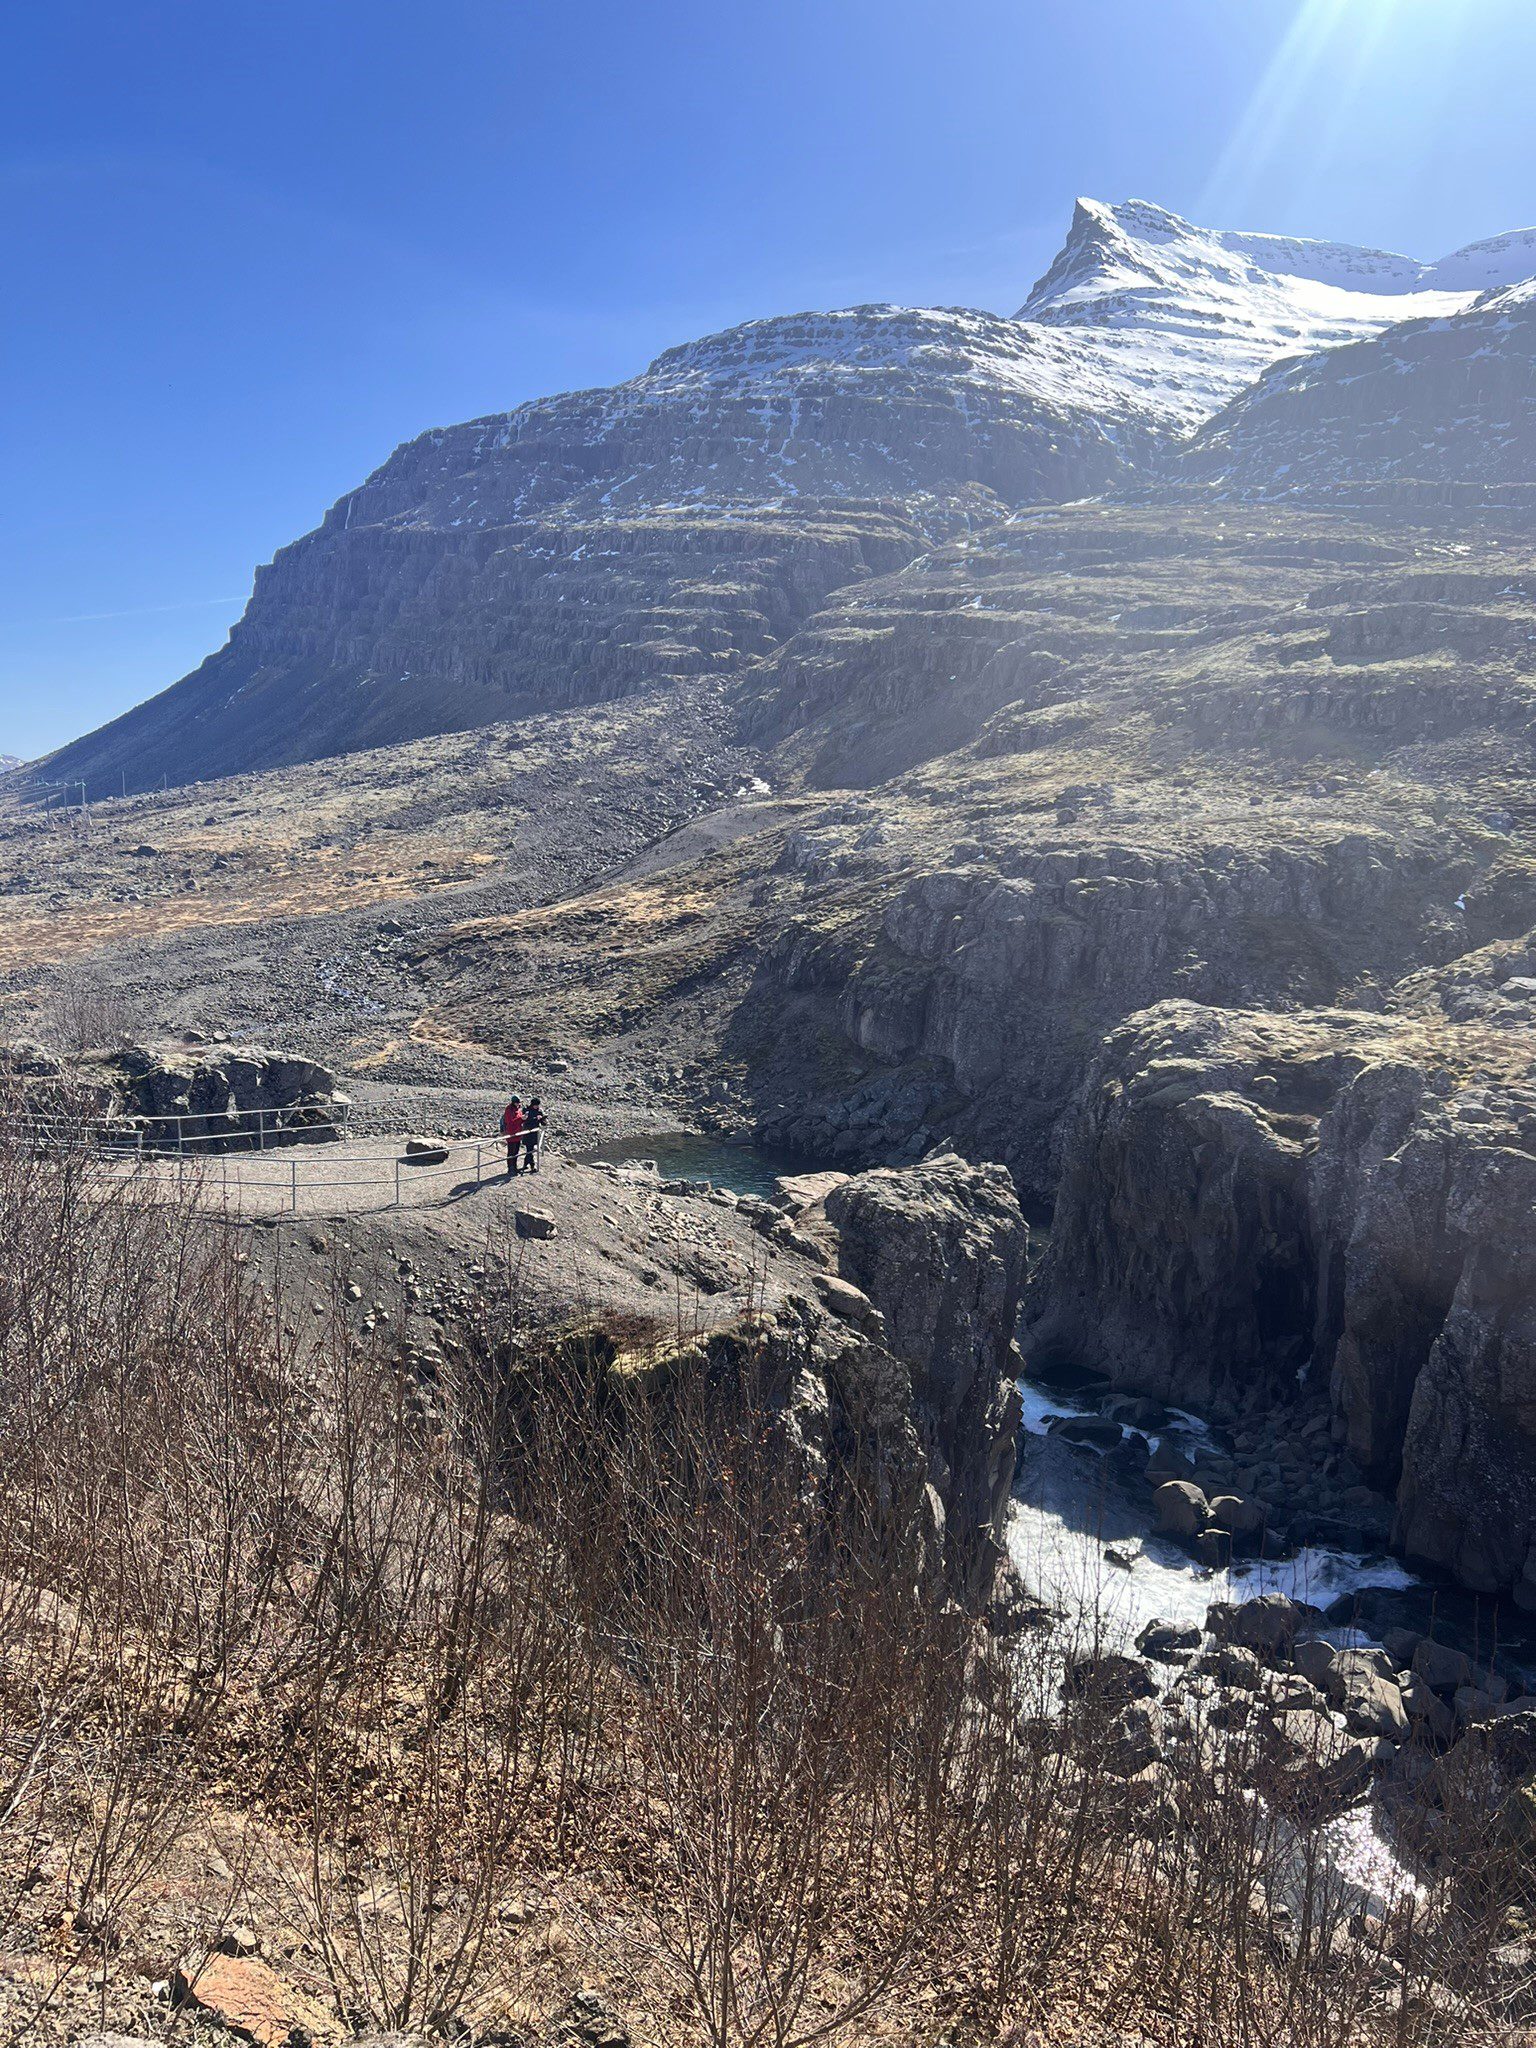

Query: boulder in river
[1154,1479,1209,1537]
[1207,1592,1310,1662]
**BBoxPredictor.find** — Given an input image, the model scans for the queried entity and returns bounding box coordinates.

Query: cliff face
[48,500,923,793]
[1031,998,1536,1600]
[823,1151,1027,1591]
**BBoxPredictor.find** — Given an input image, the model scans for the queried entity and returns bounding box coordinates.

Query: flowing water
[1006,1370,1444,1914]
[1007,1377,1421,1658]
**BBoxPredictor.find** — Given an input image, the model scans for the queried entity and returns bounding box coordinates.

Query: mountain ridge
[34,192,1536,794]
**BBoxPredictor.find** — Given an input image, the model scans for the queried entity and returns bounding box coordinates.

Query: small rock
[1401,1673,1454,1743]
[1382,1626,1422,1667]
[1292,1638,1336,1688]
[1063,1649,1158,1707]
[1146,1438,1197,1484]
[1455,1685,1500,1728]
[1207,1593,1309,1661]
[1136,1617,1201,1663]
[1209,1492,1267,1537]
[1194,1529,1230,1568]
[1204,1643,1264,1691]
[173,1951,328,2047]
[515,1209,558,1240]
[1049,1413,1123,1451]
[811,1271,879,1329]
[1325,1653,1409,1742]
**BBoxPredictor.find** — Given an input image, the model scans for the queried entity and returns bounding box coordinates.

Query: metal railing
[3,1112,524,1218]
[7,1099,352,1156]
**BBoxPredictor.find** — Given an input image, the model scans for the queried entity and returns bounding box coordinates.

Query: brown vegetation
[0,1122,1532,2045]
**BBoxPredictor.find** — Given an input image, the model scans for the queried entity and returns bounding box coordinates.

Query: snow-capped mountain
[37,195,1536,792]
[1017,197,1536,434]
[1181,275,1536,501]
[340,302,1143,538]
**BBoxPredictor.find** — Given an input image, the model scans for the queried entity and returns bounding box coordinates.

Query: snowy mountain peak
[1010,196,1536,434]
[1021,198,1536,322]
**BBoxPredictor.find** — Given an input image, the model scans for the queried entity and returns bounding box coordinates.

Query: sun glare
[1198,0,1469,227]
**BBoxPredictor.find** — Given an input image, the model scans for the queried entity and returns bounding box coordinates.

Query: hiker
[501,1096,524,1175]
[520,1097,546,1174]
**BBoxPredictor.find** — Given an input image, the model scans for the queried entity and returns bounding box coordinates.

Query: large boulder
[100,1044,347,1150]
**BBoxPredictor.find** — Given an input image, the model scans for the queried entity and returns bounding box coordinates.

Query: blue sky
[4,0,1534,759]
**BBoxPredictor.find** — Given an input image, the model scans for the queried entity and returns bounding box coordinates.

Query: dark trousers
[506,1137,521,1173]
[521,1130,542,1172]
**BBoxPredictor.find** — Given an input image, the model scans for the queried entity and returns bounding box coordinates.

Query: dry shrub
[0,1115,1533,2045]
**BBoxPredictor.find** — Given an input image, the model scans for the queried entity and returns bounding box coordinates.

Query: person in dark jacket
[501,1097,524,1175]
[520,1098,545,1174]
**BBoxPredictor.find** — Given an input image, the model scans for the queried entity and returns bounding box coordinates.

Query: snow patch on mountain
[1180,264,1536,499]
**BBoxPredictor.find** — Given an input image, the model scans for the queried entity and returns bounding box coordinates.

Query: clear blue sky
[4,0,1534,759]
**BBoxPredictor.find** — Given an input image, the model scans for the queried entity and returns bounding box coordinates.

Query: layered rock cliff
[1031,997,1536,1599]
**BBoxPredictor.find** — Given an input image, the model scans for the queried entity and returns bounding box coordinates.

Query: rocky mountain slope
[1182,277,1536,506]
[1018,196,1535,432]
[38,198,1536,797]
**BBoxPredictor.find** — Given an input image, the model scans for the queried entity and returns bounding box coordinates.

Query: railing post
[394,1159,402,1208]
[291,1159,298,1215]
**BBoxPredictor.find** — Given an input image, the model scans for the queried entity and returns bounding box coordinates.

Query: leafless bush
[32,962,144,1060]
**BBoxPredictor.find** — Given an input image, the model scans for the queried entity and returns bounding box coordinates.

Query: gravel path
[101,1132,527,1219]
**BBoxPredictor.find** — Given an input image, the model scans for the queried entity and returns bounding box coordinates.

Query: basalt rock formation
[101,1044,346,1147]
[1031,995,1536,1598]
[822,1150,1028,1592]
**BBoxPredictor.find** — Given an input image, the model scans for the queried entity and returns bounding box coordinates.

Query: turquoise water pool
[579,1132,814,1200]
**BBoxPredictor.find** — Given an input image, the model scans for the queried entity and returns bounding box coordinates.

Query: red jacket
[501,1104,524,1139]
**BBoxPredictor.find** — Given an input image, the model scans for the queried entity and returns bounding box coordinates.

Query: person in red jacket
[501,1096,524,1176]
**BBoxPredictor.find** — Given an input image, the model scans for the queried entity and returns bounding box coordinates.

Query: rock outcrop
[1032,997,1536,1596]
[98,1044,346,1148]
[822,1151,1028,1590]
[733,1152,1029,1600]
